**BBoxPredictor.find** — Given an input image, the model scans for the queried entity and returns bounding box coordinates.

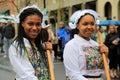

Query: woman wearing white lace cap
[9,5,53,80]
[63,9,108,80]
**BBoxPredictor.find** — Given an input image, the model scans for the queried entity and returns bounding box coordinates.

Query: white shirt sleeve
[9,44,38,80]
[63,44,88,80]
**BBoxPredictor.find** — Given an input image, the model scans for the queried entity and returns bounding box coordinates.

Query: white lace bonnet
[69,9,99,29]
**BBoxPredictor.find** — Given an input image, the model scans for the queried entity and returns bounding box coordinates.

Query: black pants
[58,39,62,50]
[108,49,118,69]
[53,44,58,58]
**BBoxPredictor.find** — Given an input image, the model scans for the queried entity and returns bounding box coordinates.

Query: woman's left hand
[99,44,109,56]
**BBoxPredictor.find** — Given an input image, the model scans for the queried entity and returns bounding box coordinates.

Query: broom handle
[46,50,55,80]
[98,31,111,80]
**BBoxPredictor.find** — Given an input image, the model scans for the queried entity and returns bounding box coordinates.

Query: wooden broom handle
[98,31,111,80]
[46,50,55,80]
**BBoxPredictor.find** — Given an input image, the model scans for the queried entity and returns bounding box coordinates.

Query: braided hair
[16,7,45,58]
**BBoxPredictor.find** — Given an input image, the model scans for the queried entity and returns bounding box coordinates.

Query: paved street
[54,62,66,80]
[0,69,15,80]
[0,53,120,80]
[0,53,66,80]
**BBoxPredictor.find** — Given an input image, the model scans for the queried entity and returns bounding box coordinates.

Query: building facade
[46,0,120,24]
[45,0,120,33]
[0,0,120,33]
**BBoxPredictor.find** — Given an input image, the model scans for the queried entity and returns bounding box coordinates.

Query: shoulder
[9,38,31,55]
[9,40,18,49]
[90,39,99,46]
[10,38,31,48]
[65,36,80,50]
[3,26,7,29]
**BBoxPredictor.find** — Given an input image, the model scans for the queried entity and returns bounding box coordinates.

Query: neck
[30,39,36,47]
[79,34,90,41]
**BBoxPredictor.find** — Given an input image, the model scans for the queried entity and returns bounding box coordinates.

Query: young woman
[9,5,52,80]
[63,10,108,80]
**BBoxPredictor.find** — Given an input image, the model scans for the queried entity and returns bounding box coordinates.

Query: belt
[83,75,101,78]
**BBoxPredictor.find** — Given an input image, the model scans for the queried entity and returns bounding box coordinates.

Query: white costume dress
[9,38,51,80]
[63,34,105,80]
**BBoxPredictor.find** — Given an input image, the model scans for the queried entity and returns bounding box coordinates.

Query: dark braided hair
[15,7,45,57]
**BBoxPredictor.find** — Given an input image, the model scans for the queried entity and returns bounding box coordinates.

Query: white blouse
[63,34,104,80]
[9,38,38,80]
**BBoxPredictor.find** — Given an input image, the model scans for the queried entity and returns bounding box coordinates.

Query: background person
[0,22,5,53]
[117,26,120,74]
[95,27,107,43]
[3,20,15,58]
[104,25,119,78]
[57,21,67,61]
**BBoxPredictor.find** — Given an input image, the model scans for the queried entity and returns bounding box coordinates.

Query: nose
[32,25,38,29]
[87,24,93,28]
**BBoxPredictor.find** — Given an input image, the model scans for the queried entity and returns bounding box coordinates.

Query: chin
[86,34,92,37]
[83,37,90,40]
[30,36,38,39]
[82,35,90,40]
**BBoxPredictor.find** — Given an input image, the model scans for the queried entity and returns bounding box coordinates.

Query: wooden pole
[41,29,55,80]
[98,31,111,80]
[46,50,55,80]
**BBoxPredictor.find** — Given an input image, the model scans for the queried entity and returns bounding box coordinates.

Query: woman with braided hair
[9,5,52,80]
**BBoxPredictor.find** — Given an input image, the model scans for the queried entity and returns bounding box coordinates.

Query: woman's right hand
[99,44,109,56]
[44,41,53,51]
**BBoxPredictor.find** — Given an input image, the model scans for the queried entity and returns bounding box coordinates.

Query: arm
[9,44,38,80]
[2,26,5,37]
[63,44,88,80]
[104,34,111,46]
[99,44,109,57]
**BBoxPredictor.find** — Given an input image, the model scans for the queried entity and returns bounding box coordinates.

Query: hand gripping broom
[98,31,111,80]
[41,29,55,80]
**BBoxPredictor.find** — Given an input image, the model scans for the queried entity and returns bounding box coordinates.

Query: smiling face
[77,14,96,40]
[22,14,42,40]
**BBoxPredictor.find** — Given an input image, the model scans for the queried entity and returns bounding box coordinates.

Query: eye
[36,23,41,27]
[82,22,88,26]
[28,22,34,26]
[90,22,95,26]
[82,22,95,26]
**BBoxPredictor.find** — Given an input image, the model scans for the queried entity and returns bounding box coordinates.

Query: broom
[41,29,55,80]
[98,31,111,80]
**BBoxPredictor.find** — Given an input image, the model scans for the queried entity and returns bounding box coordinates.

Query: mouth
[85,29,94,34]
[29,31,39,36]
[87,32,93,34]
[30,31,37,34]
[86,31,93,34]
[85,31,93,38]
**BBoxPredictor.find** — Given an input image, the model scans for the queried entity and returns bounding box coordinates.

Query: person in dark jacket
[104,25,119,78]
[0,23,5,53]
[2,20,15,58]
[117,26,120,74]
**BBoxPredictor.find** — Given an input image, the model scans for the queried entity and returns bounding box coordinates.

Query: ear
[76,23,79,29]
[21,22,24,28]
